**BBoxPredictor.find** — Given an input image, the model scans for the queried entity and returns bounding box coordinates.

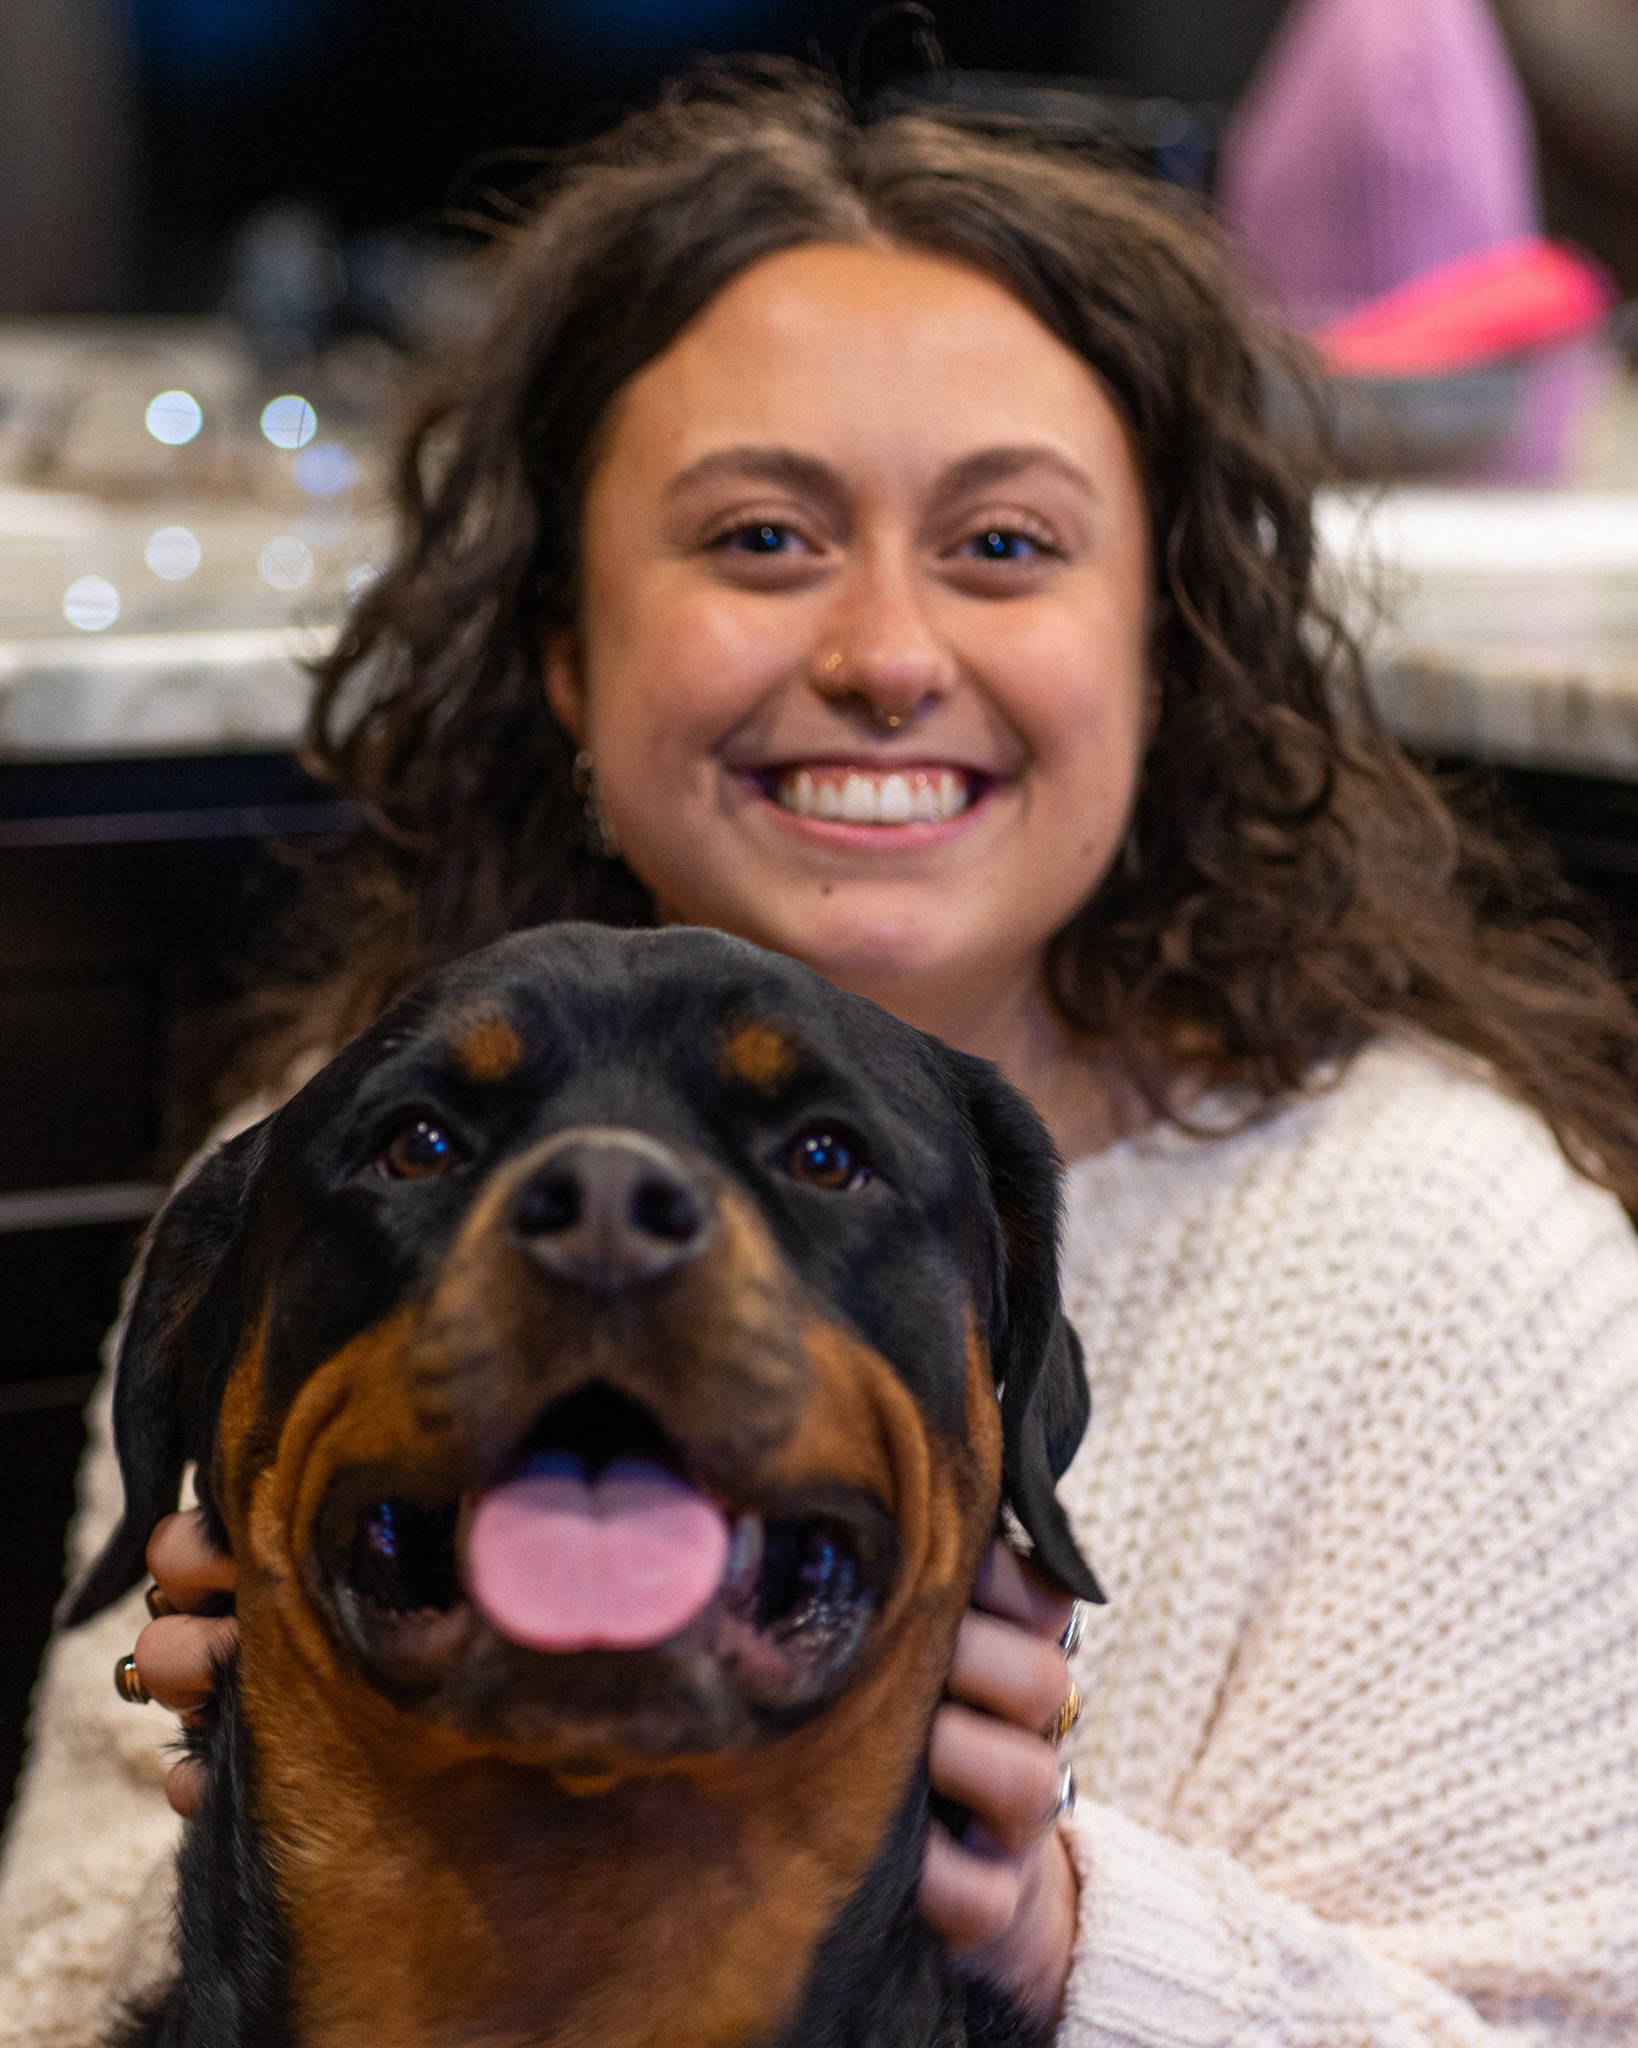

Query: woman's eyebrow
[661,442,1096,510]
[935,445,1098,501]
[664,446,846,511]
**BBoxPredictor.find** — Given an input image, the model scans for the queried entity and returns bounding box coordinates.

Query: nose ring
[816,652,913,733]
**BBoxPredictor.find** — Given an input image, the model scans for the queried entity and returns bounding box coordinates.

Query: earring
[572,750,621,860]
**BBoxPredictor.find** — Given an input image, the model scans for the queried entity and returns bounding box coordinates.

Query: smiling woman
[270,63,1638,1190]
[4,56,1638,2048]
[543,241,1152,1057]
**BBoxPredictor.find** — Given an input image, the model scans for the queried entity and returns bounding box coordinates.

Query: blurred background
[3,0,1637,1823]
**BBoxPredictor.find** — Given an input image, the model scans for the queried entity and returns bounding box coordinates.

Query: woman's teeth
[774,767,973,825]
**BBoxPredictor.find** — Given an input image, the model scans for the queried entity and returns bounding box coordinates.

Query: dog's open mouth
[315,1386,897,1730]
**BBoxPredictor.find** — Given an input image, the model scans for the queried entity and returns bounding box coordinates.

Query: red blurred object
[1315,237,1616,378]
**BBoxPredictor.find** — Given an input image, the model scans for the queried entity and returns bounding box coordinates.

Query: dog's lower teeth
[725,1514,765,1593]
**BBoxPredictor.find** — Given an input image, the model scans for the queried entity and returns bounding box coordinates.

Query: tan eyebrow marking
[720,1021,800,1093]
[448,1008,525,1084]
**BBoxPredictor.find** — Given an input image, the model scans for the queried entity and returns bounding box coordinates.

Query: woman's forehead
[589,241,1138,505]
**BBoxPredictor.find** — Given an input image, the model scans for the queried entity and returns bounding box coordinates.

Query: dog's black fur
[72,924,1099,2048]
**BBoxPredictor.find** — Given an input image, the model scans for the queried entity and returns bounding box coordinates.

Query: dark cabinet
[0,753,345,1828]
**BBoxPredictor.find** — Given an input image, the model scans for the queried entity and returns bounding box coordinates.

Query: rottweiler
[68,922,1100,2048]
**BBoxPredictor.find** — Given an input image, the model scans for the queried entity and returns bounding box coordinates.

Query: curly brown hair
[273,60,1638,1200]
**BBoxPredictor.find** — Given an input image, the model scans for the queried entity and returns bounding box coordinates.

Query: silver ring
[1059,1601,1086,1657]
[1052,1760,1077,1825]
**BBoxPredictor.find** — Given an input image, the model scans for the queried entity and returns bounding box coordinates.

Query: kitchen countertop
[4,332,1638,778]
[1320,484,1638,778]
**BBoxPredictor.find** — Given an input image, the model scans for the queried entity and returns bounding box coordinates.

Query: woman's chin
[688,890,1033,1020]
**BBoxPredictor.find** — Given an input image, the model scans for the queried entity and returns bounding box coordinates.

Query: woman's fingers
[136,1511,239,1720]
[131,1614,238,1716]
[920,1814,1079,2022]
[145,1509,237,1610]
[920,1544,1084,2019]
[920,1818,1026,1951]
[947,1609,1072,1737]
[969,1540,1077,1642]
[164,1755,209,1820]
[929,1700,1064,1857]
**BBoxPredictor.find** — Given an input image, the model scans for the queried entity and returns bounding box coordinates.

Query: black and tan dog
[68,923,1100,2048]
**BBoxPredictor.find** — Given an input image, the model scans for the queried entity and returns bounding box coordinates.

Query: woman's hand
[133,1509,239,1817]
[920,1542,1081,2028]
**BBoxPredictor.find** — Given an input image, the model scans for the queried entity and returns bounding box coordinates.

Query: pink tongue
[462,1456,730,1653]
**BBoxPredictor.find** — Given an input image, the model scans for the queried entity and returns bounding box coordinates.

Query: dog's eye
[376,1117,460,1182]
[786,1127,871,1193]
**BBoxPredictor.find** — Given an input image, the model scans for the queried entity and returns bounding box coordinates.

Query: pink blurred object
[1220,0,1538,329]
[1219,0,1614,478]
[1315,237,1616,377]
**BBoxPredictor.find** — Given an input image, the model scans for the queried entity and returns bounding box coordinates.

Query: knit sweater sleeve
[0,1357,182,2047]
[1052,1047,1638,2047]
[0,1100,281,2047]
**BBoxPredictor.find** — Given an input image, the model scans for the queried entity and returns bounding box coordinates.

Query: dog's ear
[63,1121,270,1626]
[932,1046,1103,1605]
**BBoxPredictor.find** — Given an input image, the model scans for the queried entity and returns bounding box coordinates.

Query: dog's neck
[230,1629,960,2048]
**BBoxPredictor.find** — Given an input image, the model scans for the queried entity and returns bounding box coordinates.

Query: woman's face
[546,242,1153,1028]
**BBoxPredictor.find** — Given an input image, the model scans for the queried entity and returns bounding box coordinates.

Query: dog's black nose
[510,1129,714,1291]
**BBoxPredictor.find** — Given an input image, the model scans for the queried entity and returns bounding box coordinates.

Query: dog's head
[71,924,1098,1769]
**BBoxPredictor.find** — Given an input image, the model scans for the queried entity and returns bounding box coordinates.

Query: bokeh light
[144,390,204,446]
[63,576,122,631]
[259,394,319,450]
[145,526,203,580]
[292,441,359,496]
[259,535,314,590]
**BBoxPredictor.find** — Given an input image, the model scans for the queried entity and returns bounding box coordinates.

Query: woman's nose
[810,560,958,725]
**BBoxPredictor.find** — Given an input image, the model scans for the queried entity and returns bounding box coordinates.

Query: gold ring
[1044,1680,1081,1746]
[144,1583,173,1620]
[113,1653,151,1706]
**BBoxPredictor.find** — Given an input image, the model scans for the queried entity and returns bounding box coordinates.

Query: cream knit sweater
[2,1037,1635,2045]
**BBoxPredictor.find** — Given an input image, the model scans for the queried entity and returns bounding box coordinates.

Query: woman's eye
[715,521,804,556]
[960,526,1051,563]
[786,1128,871,1192]
[376,1118,460,1181]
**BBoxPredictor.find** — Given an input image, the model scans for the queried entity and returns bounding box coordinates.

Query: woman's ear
[544,628,587,742]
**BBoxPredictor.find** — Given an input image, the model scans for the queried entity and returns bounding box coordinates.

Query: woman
[4,64,1637,2044]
